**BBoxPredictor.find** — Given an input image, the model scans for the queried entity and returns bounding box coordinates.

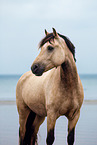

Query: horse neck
[60,53,78,87]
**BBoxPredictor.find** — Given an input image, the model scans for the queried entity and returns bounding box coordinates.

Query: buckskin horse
[16,28,84,145]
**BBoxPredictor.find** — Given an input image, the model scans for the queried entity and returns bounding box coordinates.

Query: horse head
[31,28,75,76]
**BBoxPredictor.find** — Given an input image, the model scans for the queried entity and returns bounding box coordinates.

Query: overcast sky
[0,0,97,74]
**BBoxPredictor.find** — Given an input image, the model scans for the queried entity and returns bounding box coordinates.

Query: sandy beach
[0,100,97,145]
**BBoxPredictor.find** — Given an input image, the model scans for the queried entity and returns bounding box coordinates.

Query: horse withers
[16,28,84,145]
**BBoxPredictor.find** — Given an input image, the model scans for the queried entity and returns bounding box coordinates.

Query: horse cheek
[52,50,65,66]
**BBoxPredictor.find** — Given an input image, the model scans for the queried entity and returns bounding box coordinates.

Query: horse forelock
[39,33,54,48]
[39,32,76,62]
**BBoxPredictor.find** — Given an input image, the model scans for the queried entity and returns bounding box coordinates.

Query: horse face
[31,29,66,76]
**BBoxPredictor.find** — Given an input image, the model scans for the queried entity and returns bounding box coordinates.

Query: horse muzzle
[31,63,45,76]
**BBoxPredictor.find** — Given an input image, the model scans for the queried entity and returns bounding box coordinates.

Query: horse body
[16,28,84,145]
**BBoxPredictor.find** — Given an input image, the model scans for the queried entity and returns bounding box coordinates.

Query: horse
[16,28,84,145]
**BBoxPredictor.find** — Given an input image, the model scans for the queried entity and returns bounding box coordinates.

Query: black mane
[39,33,76,62]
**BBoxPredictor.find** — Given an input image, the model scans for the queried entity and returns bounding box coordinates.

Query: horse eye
[47,46,54,51]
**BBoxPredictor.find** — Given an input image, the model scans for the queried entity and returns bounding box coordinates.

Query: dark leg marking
[20,111,36,145]
[19,127,23,145]
[46,129,55,145]
[67,128,75,145]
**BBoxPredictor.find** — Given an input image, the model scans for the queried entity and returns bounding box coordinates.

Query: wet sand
[0,101,97,145]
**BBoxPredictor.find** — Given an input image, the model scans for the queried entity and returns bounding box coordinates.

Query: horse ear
[52,28,58,38]
[45,29,49,36]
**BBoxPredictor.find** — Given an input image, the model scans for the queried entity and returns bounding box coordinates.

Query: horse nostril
[31,64,39,73]
[34,64,38,70]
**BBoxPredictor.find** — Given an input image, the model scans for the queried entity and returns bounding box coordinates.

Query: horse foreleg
[67,111,80,145]
[17,102,36,145]
[46,111,57,145]
[17,101,31,145]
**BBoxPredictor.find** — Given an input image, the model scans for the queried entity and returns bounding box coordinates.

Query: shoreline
[0,100,97,105]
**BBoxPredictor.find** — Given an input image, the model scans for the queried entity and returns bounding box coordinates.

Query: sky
[0,0,97,74]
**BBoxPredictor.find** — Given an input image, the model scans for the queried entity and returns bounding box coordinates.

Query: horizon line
[0,73,97,76]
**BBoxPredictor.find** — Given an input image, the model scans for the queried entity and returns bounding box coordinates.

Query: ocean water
[0,75,20,101]
[0,74,97,101]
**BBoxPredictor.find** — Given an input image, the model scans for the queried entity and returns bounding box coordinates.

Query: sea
[0,74,97,145]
